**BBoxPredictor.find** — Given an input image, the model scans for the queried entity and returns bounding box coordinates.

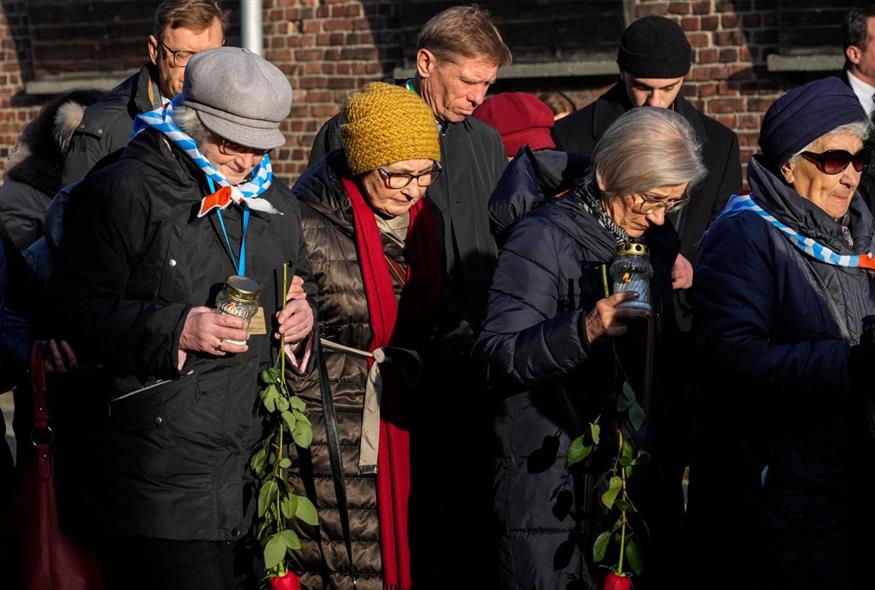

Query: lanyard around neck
[207,177,250,276]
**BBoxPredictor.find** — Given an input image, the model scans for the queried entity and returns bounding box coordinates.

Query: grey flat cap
[183,47,292,151]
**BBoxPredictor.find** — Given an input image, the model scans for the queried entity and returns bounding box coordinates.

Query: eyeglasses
[158,40,196,68]
[377,162,442,189]
[216,137,270,158]
[635,191,690,214]
[800,149,869,175]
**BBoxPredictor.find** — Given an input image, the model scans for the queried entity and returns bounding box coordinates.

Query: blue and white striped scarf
[721,193,875,270]
[131,95,279,217]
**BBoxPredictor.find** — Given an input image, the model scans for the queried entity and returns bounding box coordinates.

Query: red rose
[603,571,631,590]
[270,571,301,590]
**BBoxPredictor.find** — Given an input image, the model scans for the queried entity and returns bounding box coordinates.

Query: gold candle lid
[614,242,649,257]
[224,275,261,302]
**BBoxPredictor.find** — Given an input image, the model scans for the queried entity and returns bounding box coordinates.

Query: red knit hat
[473,92,556,158]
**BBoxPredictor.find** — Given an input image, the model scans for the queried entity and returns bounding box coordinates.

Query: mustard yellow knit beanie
[341,82,441,175]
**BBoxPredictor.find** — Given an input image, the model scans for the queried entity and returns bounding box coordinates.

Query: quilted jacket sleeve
[476,216,589,394]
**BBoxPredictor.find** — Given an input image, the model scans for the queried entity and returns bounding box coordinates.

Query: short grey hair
[786,122,870,169]
[593,107,707,200]
[173,104,210,147]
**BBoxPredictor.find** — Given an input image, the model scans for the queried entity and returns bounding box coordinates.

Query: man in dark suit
[842,7,875,212]
[553,16,741,290]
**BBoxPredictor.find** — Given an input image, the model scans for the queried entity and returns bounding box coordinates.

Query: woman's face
[781,131,864,220]
[360,158,435,218]
[602,181,690,239]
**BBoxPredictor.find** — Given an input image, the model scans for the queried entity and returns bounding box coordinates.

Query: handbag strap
[313,331,358,586]
[29,343,51,434]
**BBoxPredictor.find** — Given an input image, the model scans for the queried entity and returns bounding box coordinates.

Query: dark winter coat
[552,82,742,264]
[692,156,875,590]
[48,127,314,541]
[288,151,438,590]
[0,89,100,252]
[477,184,684,590]
[309,97,506,328]
[61,64,160,185]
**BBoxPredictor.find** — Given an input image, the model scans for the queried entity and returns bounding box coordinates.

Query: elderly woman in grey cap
[693,77,875,590]
[48,47,314,590]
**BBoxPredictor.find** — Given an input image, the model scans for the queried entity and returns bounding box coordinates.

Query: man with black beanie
[553,15,741,276]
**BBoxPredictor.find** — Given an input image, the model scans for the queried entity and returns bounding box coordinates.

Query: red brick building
[0,0,856,184]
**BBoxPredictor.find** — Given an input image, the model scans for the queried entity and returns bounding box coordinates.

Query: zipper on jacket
[108,369,195,417]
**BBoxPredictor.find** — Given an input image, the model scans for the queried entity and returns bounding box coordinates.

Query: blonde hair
[417,5,512,66]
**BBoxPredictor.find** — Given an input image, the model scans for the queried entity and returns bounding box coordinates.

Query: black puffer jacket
[477,183,683,590]
[288,151,430,590]
[49,128,313,541]
[693,157,875,590]
[61,64,159,185]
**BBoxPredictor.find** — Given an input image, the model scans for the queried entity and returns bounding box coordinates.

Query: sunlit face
[602,181,690,238]
[416,49,499,122]
[148,18,224,98]
[847,17,875,86]
[360,158,435,218]
[622,72,684,108]
[201,135,267,186]
[781,131,864,221]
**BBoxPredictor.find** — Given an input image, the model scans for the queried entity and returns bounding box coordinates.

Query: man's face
[148,18,224,98]
[417,49,499,123]
[847,17,875,85]
[622,72,684,108]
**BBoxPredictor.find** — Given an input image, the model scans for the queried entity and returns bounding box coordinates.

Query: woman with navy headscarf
[693,77,875,590]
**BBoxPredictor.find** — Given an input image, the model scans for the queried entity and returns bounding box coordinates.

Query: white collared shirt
[847,69,875,117]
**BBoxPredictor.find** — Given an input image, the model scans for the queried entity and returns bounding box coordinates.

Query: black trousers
[95,536,259,590]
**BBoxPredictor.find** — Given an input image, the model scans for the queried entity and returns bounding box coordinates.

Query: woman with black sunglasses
[692,76,875,590]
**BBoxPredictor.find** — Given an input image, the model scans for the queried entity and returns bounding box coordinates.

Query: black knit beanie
[617,16,692,78]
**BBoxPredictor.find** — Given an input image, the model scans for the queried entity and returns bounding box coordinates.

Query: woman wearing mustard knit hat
[286,82,444,590]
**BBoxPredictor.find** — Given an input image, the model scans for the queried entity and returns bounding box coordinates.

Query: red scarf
[342,177,442,590]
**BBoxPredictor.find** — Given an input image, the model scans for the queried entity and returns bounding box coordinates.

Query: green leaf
[593,530,611,563]
[257,480,278,518]
[619,440,634,467]
[601,476,623,510]
[292,409,311,426]
[275,395,290,412]
[292,421,313,448]
[263,533,287,569]
[262,384,278,413]
[260,368,280,384]
[280,529,302,550]
[279,457,292,469]
[295,495,319,526]
[625,537,644,575]
[250,447,268,476]
[628,400,645,431]
[590,422,601,445]
[281,494,298,520]
[290,396,306,411]
[280,410,297,433]
[617,381,636,411]
[614,499,631,512]
[567,435,592,466]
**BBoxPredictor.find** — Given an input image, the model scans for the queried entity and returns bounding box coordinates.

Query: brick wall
[0,0,851,185]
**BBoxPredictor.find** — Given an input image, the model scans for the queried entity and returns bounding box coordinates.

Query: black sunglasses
[800,149,869,175]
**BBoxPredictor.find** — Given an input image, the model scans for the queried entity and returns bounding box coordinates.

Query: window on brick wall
[397,0,628,78]
[768,0,855,71]
[26,0,162,81]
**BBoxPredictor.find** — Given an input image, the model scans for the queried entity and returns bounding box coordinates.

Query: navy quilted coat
[692,156,875,590]
[477,183,686,590]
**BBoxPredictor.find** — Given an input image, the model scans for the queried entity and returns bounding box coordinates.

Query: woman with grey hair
[694,77,875,590]
[476,106,705,590]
